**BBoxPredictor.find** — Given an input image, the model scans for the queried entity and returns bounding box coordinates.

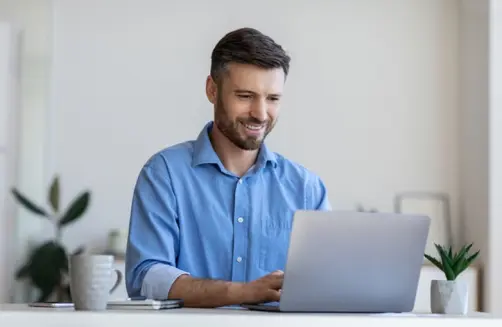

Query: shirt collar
[192,121,278,169]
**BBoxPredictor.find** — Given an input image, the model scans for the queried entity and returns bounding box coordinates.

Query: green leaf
[49,176,60,214]
[466,250,480,265]
[58,191,90,227]
[434,243,447,258]
[453,250,480,277]
[24,241,69,302]
[432,243,480,280]
[455,260,470,277]
[424,254,443,271]
[11,188,48,217]
[452,244,473,274]
[453,244,472,264]
[72,246,85,255]
[15,263,30,279]
[453,258,465,276]
[435,243,455,280]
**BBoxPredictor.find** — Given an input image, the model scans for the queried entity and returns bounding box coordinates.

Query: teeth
[244,124,263,130]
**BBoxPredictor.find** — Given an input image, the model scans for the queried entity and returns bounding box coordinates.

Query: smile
[244,124,264,131]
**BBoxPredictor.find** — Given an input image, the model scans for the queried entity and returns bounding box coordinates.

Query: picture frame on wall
[393,191,453,262]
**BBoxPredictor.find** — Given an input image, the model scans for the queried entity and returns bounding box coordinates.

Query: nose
[250,99,267,122]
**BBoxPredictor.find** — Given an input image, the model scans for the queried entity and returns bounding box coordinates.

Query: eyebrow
[234,89,282,97]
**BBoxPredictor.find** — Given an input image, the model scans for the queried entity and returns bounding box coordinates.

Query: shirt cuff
[140,263,190,300]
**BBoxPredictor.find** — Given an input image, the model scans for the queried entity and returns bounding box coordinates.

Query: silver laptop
[242,210,430,313]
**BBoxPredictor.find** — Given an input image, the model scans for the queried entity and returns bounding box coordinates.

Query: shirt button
[236,256,242,263]
[238,179,243,184]
[237,217,244,223]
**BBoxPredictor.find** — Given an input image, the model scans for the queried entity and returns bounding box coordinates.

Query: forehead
[222,63,285,94]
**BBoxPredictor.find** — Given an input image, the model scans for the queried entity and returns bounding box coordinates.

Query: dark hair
[210,27,291,83]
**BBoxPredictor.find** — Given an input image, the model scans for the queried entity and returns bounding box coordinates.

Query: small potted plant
[424,243,480,315]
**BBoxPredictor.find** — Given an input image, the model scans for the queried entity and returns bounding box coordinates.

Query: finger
[266,289,281,302]
[266,270,284,281]
[267,274,284,289]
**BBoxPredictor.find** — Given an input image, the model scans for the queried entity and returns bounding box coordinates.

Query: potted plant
[11,175,91,302]
[424,243,480,315]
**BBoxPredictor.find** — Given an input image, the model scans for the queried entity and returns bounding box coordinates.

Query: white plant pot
[430,279,468,315]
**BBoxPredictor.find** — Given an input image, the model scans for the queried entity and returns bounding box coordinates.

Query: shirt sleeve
[125,154,189,300]
[308,174,332,211]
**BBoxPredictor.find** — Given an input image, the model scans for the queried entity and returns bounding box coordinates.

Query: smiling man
[125,27,331,308]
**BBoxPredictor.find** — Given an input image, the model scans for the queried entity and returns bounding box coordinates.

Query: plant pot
[430,279,468,315]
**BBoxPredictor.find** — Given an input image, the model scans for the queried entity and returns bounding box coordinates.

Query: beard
[214,95,274,151]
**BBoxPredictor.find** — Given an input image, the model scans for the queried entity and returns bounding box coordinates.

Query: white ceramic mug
[69,254,123,311]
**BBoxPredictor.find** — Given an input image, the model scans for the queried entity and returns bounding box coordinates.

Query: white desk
[0,304,499,327]
[110,260,482,312]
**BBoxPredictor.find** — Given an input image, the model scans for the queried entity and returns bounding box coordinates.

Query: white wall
[458,0,490,309]
[0,0,53,302]
[488,0,502,314]
[0,22,20,303]
[458,0,502,313]
[49,0,461,254]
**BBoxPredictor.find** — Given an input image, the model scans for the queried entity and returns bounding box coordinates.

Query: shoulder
[142,140,196,172]
[133,140,195,190]
[271,152,331,210]
[272,152,325,187]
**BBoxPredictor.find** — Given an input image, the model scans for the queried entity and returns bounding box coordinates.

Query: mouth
[240,122,266,135]
[244,123,264,130]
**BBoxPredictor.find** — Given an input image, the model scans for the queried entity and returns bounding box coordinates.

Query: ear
[205,75,217,105]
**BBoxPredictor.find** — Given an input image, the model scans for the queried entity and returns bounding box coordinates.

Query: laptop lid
[278,210,430,313]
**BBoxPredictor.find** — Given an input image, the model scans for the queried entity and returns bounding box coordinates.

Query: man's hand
[240,270,284,304]
[168,270,284,308]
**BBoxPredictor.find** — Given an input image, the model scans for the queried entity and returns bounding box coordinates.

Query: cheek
[267,105,280,120]
[225,98,251,117]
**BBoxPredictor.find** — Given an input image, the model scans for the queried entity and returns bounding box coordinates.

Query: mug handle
[110,269,123,294]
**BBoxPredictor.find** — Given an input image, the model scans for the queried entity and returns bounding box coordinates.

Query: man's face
[207,63,285,150]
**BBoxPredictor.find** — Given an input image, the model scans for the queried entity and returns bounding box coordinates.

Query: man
[125,27,331,308]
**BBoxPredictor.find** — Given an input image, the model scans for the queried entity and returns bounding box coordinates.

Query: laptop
[241,210,430,313]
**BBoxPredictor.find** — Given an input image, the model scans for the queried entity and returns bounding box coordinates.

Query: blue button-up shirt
[125,121,331,299]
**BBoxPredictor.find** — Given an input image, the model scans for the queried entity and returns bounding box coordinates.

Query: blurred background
[1,0,501,314]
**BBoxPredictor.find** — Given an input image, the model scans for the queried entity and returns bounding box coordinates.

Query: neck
[210,124,259,177]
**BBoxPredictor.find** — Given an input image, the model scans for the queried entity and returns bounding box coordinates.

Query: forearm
[168,274,247,308]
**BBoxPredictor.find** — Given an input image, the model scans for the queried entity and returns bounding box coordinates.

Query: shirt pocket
[259,214,293,272]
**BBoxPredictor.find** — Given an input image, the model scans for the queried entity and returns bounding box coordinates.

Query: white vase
[430,279,468,315]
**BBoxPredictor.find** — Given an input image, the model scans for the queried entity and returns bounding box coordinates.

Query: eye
[237,94,252,99]
[268,96,280,102]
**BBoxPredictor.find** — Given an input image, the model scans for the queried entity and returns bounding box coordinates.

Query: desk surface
[0,304,499,327]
